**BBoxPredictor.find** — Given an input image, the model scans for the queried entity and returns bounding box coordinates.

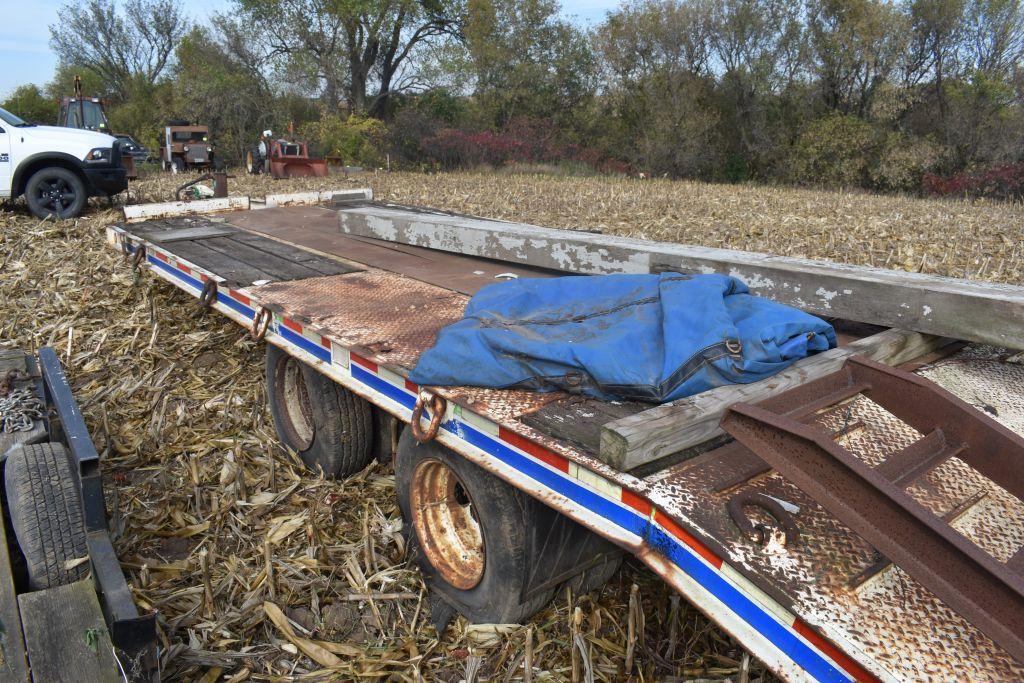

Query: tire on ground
[265,344,375,477]
[4,443,89,590]
[171,157,184,173]
[25,167,87,220]
[395,430,555,624]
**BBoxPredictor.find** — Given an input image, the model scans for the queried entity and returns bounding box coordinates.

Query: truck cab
[0,105,127,219]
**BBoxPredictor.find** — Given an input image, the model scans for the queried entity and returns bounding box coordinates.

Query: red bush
[419,118,628,174]
[923,163,1024,200]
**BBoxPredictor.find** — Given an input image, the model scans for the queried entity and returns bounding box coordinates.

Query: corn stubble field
[1,169,1021,682]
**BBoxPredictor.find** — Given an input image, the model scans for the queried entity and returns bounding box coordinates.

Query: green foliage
[870,133,945,191]
[1,85,58,125]
[790,114,879,187]
[299,113,387,167]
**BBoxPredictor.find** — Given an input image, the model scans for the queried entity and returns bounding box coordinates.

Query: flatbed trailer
[106,191,1024,682]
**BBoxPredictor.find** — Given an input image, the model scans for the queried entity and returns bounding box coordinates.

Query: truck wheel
[25,167,87,219]
[4,443,89,590]
[265,345,374,477]
[171,157,184,174]
[395,431,555,624]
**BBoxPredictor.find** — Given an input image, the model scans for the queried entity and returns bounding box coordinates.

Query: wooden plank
[200,237,330,282]
[18,580,120,682]
[123,196,249,222]
[0,492,28,681]
[134,224,237,243]
[165,239,277,286]
[522,397,647,453]
[338,205,1024,350]
[227,232,358,276]
[599,329,953,470]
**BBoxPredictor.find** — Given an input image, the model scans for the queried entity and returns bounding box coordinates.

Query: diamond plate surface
[643,346,1024,680]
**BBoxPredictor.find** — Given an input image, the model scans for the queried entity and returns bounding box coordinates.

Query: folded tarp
[410,273,836,403]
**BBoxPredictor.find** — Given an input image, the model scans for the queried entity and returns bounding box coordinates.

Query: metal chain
[0,388,44,433]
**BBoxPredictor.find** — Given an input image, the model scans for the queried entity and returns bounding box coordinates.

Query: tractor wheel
[246,148,263,175]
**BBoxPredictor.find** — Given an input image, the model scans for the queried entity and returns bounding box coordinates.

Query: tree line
[5,0,1024,195]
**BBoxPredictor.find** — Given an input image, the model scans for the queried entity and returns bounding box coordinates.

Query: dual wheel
[265,346,622,624]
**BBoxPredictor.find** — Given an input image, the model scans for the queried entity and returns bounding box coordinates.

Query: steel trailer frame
[105,193,1023,682]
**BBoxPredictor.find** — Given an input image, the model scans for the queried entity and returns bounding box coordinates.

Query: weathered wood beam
[339,205,1024,350]
[599,329,953,470]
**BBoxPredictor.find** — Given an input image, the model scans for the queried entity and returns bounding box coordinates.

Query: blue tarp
[410,273,836,403]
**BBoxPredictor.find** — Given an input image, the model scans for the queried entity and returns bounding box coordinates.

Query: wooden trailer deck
[107,197,1024,682]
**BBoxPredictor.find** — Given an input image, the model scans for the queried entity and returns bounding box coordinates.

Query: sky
[0,0,620,100]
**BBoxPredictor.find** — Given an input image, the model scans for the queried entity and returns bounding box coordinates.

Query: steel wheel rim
[275,356,314,450]
[410,459,485,590]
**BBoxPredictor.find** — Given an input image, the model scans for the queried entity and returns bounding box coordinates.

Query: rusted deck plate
[643,345,1024,679]
[226,206,560,296]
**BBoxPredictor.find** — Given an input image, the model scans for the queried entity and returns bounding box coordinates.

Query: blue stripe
[279,326,331,363]
[350,363,848,682]
[142,245,851,682]
[147,255,256,319]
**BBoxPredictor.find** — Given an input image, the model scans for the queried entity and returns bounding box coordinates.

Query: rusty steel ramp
[108,202,1024,681]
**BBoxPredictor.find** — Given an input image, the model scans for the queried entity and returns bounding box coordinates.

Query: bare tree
[231,0,461,117]
[49,0,190,99]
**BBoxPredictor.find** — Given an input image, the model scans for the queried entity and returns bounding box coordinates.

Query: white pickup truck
[0,105,128,219]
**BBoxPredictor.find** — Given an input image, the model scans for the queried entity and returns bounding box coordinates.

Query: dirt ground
[1,169,1019,681]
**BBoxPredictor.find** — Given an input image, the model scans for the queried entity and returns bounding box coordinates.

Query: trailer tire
[395,431,554,624]
[266,345,374,478]
[4,443,89,590]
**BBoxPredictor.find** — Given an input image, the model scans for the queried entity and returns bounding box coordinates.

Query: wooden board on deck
[18,580,120,682]
[600,329,954,470]
[338,204,1024,351]
[522,397,647,454]
[130,216,360,287]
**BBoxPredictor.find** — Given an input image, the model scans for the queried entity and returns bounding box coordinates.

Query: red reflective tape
[621,489,652,516]
[654,510,723,569]
[498,427,569,473]
[154,251,168,262]
[198,273,208,283]
[282,318,303,334]
[405,379,418,393]
[351,354,378,372]
[320,335,331,349]
[793,619,879,683]
[230,291,250,306]
[178,263,191,275]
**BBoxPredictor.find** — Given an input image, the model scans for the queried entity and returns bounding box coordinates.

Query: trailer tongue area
[108,192,1024,682]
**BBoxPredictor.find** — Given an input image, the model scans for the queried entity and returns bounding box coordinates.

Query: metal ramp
[719,355,1024,663]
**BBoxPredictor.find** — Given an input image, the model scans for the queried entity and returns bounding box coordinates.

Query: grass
[0,168,1019,681]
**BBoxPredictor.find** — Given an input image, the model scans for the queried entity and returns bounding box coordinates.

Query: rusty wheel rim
[410,459,485,590]
[274,355,314,451]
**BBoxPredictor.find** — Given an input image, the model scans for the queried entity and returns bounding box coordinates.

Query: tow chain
[0,388,44,433]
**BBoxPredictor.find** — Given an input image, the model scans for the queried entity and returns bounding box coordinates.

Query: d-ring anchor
[728,491,800,547]
[411,393,447,443]
[199,278,218,308]
[130,244,147,271]
[250,307,273,341]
